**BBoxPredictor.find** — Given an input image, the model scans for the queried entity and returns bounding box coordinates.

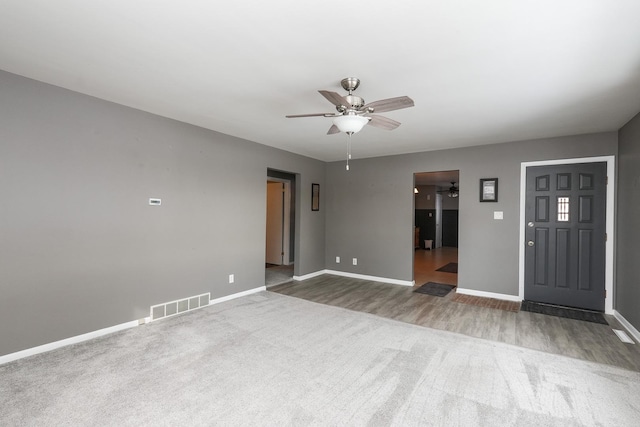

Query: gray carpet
[1,291,639,426]
[265,264,294,287]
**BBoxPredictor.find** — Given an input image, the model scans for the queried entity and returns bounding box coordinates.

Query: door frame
[266,178,292,266]
[518,155,615,314]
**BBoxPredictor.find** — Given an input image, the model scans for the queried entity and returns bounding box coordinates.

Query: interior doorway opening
[265,169,296,287]
[414,170,460,287]
[266,180,290,265]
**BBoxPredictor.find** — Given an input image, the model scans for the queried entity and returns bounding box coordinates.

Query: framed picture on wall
[311,183,320,211]
[480,178,498,202]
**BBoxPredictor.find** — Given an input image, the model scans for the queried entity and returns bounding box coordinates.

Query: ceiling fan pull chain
[346,133,352,170]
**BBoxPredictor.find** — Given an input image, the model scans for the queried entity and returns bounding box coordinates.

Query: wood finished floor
[272,254,640,372]
[413,246,458,286]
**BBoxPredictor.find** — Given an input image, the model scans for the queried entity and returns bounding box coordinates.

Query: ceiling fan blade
[318,90,352,107]
[367,115,401,130]
[327,125,340,135]
[285,113,333,118]
[362,96,414,113]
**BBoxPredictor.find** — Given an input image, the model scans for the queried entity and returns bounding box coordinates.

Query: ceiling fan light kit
[333,114,369,134]
[286,77,414,170]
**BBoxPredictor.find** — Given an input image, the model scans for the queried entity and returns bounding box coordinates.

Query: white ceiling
[2,1,640,162]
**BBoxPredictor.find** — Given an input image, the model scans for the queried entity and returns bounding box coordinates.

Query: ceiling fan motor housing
[335,94,365,113]
[344,95,364,109]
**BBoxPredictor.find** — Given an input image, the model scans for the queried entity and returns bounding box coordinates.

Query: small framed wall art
[311,183,320,211]
[480,178,498,202]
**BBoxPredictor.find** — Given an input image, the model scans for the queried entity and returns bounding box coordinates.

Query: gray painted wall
[326,133,618,295]
[441,193,460,210]
[414,184,461,210]
[616,112,640,330]
[414,185,437,209]
[1,67,632,357]
[0,71,325,357]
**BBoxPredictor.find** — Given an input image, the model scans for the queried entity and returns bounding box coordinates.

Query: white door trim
[519,156,615,314]
[266,178,292,265]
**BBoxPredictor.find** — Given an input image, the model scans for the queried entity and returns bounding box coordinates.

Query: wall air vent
[150,292,210,321]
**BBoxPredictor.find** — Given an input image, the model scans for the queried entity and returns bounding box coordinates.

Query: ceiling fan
[437,182,459,198]
[286,77,414,135]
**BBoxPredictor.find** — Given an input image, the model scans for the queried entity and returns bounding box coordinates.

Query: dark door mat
[521,300,608,325]
[436,262,458,273]
[414,282,456,297]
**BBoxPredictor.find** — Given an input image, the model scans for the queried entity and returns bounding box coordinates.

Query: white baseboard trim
[293,270,328,281]
[209,286,266,305]
[613,310,640,344]
[0,286,267,366]
[0,319,139,366]
[456,287,522,302]
[325,270,414,287]
[293,269,414,287]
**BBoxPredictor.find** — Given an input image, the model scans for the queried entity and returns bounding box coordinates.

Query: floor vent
[613,329,635,344]
[150,292,210,321]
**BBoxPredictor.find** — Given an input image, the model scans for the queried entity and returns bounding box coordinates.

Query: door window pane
[557,197,570,222]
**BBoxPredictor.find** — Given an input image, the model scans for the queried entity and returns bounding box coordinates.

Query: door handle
[527,241,535,247]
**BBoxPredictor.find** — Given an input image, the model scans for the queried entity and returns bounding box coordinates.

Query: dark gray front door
[524,162,607,311]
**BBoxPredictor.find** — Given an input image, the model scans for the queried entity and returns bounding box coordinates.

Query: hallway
[414,246,458,286]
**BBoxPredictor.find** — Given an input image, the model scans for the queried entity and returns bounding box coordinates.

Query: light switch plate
[494,211,504,220]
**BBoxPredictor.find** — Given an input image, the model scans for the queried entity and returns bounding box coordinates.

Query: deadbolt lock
[527,241,535,247]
